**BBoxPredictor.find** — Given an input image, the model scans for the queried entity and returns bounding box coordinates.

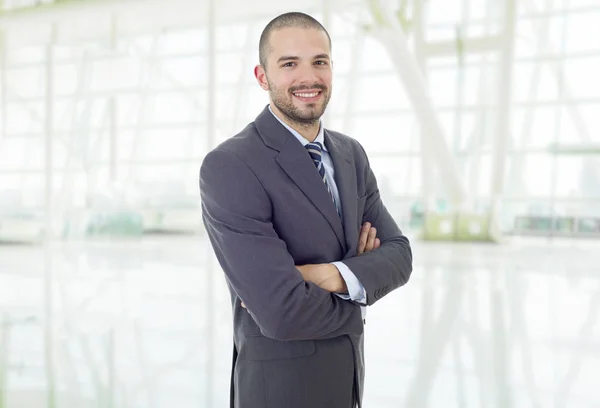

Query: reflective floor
[0,233,598,407]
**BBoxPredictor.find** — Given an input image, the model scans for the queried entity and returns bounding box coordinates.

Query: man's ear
[254,65,269,91]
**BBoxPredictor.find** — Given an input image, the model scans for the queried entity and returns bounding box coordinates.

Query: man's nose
[296,63,319,85]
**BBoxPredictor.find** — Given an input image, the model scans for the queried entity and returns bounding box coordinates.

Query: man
[200,12,413,408]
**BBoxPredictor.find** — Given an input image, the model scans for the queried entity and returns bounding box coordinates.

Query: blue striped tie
[305,142,339,214]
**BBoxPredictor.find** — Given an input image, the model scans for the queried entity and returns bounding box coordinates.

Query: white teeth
[294,92,319,98]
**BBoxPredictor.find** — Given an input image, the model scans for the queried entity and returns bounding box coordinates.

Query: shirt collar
[268,105,327,151]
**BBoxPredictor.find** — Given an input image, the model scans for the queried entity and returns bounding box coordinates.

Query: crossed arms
[241,222,380,308]
[200,148,412,341]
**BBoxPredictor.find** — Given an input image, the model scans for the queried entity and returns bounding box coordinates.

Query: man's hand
[358,222,380,255]
[296,264,347,293]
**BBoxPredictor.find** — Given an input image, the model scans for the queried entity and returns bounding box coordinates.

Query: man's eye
[315,60,327,65]
[283,62,295,67]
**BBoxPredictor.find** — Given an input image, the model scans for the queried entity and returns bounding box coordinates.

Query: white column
[206,0,216,152]
[109,13,118,183]
[367,1,468,208]
[0,29,6,146]
[412,0,435,212]
[489,0,516,216]
[44,24,56,239]
[205,1,217,407]
[341,20,364,133]
[109,97,117,183]
[44,22,57,408]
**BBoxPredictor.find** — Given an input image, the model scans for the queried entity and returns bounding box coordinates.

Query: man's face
[255,27,333,126]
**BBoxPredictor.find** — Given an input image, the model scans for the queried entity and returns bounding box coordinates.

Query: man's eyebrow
[276,54,331,63]
[277,55,300,63]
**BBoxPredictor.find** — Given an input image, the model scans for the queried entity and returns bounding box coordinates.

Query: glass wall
[2,1,599,237]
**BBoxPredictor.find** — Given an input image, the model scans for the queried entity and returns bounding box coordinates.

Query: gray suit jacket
[200,106,413,408]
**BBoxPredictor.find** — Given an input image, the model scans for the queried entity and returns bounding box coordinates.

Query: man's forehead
[268,26,330,51]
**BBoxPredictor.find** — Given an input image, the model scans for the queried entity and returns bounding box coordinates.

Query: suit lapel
[276,143,346,250]
[254,106,346,251]
[325,131,359,258]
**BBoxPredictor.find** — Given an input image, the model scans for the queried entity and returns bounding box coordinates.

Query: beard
[267,78,332,128]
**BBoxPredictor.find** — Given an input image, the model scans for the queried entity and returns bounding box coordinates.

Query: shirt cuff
[331,261,367,303]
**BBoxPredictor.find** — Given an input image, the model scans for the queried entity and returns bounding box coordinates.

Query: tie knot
[305,142,323,162]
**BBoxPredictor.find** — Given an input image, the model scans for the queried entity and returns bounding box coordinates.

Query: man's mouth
[292,89,323,102]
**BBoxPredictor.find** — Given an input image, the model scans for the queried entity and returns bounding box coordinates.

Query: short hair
[259,12,332,69]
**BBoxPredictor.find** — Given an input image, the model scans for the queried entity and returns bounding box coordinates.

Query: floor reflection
[0,235,598,407]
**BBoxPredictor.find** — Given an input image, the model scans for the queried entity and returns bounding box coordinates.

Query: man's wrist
[326,263,348,294]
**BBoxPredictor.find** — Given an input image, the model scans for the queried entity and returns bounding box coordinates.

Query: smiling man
[200,12,413,408]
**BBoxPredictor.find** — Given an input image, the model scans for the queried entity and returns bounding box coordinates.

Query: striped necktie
[305,142,339,214]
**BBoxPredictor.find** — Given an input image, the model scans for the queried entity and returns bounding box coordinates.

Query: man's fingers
[365,227,377,252]
[241,302,246,309]
[358,223,381,255]
[357,222,371,255]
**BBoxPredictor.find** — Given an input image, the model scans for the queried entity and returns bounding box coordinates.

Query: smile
[291,90,323,101]
[293,91,321,98]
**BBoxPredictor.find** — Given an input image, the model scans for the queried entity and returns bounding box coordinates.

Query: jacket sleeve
[340,144,413,306]
[200,148,363,341]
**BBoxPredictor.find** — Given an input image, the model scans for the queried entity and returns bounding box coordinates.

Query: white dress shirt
[268,106,367,317]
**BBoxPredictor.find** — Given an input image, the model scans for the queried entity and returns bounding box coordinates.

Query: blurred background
[0,0,598,407]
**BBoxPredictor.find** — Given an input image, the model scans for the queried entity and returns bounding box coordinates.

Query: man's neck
[270,105,321,142]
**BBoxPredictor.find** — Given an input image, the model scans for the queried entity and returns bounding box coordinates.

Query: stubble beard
[267,78,332,130]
